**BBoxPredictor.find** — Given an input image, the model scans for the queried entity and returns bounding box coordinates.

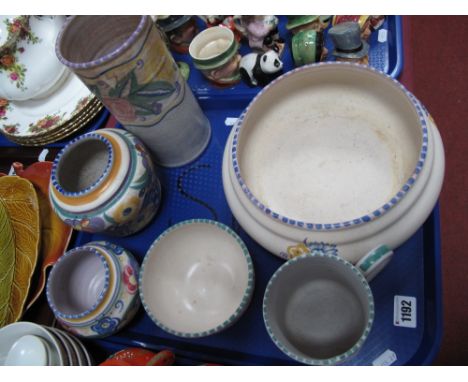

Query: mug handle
[355,245,393,282]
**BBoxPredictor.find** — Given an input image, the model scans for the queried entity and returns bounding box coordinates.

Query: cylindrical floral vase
[55,15,211,167]
[49,128,162,236]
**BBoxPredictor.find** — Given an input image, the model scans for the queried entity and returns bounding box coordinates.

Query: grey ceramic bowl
[263,252,374,365]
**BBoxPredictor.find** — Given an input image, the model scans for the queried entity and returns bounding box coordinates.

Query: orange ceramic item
[99,348,175,366]
[10,162,73,310]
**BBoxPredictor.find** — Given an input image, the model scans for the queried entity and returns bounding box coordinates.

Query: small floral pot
[46,241,141,339]
[49,128,161,236]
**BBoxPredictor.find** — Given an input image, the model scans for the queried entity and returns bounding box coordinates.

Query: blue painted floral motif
[91,316,121,336]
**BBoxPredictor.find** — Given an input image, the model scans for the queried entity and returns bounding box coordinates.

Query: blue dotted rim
[263,252,375,366]
[58,242,126,328]
[139,219,255,338]
[46,246,110,320]
[56,16,148,70]
[51,132,114,198]
[231,61,429,231]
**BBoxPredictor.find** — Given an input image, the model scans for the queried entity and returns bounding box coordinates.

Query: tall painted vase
[49,128,161,236]
[55,15,211,168]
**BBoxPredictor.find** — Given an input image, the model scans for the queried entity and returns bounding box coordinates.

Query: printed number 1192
[393,296,417,328]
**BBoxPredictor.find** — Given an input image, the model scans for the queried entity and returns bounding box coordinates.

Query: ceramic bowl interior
[57,16,144,65]
[189,26,234,61]
[55,135,111,194]
[235,64,423,225]
[264,254,373,364]
[0,322,63,366]
[140,220,253,336]
[47,248,109,318]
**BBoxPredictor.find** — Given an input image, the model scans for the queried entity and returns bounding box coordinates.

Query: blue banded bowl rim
[51,132,114,198]
[262,252,375,366]
[138,219,255,338]
[46,246,111,320]
[230,61,430,231]
[56,15,148,70]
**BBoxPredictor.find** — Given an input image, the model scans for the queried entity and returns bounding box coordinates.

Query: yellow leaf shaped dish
[12,162,73,310]
[0,176,40,328]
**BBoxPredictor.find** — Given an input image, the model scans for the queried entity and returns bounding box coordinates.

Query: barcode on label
[394,295,417,328]
[373,349,397,366]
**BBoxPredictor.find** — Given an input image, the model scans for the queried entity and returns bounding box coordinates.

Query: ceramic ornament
[222,62,445,264]
[239,50,283,87]
[328,22,370,65]
[56,16,211,168]
[49,128,162,237]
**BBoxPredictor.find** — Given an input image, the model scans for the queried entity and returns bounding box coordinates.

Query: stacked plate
[0,321,94,366]
[0,72,103,146]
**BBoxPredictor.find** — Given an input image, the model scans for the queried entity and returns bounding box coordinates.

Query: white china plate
[0,72,94,138]
[0,322,66,366]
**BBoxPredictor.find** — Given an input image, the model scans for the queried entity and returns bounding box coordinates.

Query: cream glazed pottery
[222,62,445,263]
[139,219,254,338]
[46,241,140,339]
[263,248,393,365]
[49,128,161,236]
[55,15,211,168]
[0,16,69,101]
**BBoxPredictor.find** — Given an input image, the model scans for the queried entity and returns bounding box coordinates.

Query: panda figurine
[239,50,284,87]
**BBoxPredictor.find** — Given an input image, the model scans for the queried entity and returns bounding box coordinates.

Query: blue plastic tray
[171,15,403,104]
[74,103,442,366]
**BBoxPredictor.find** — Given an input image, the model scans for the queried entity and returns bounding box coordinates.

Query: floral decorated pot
[49,128,161,236]
[0,16,69,101]
[55,16,211,167]
[46,241,140,338]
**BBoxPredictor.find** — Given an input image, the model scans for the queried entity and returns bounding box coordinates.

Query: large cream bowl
[222,63,445,263]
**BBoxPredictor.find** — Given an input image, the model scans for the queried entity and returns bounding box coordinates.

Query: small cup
[263,245,392,365]
[189,26,241,86]
[291,29,326,67]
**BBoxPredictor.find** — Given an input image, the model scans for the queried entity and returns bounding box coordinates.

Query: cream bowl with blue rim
[46,241,140,338]
[263,248,385,365]
[222,62,445,263]
[49,128,161,237]
[139,219,254,337]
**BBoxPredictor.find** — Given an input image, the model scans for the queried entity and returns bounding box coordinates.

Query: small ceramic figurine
[291,30,327,67]
[328,22,370,65]
[189,26,241,86]
[155,15,198,54]
[286,15,332,35]
[234,16,284,54]
[239,50,283,87]
[332,15,385,40]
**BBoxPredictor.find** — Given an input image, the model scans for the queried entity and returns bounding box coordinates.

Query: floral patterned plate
[4,98,104,146]
[0,71,95,139]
